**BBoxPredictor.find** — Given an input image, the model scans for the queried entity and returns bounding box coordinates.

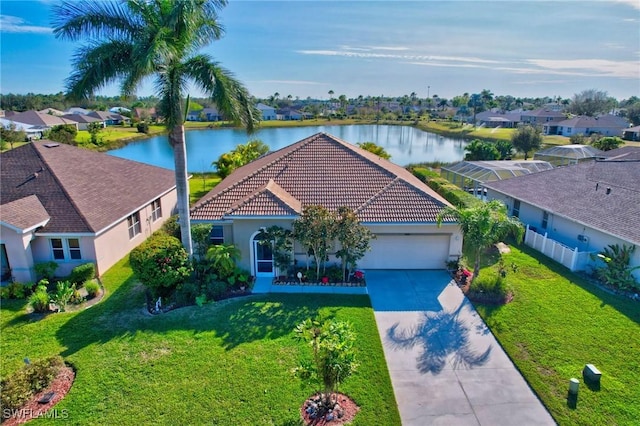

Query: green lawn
[474,244,640,426]
[189,173,221,205]
[0,258,400,425]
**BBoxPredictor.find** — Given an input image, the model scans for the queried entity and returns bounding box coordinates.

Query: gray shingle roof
[1,141,176,234]
[191,132,453,223]
[0,195,50,231]
[484,158,640,244]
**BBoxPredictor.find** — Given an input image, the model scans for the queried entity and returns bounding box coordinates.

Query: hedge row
[409,166,482,208]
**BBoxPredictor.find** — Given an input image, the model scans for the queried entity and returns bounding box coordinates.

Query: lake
[108,124,468,172]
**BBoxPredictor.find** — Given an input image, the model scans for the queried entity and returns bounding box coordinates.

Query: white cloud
[611,0,640,10]
[369,46,410,51]
[0,15,52,34]
[296,48,500,65]
[525,58,639,78]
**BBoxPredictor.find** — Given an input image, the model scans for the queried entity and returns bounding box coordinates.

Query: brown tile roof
[1,141,177,234]
[191,132,453,223]
[484,159,640,244]
[0,195,50,231]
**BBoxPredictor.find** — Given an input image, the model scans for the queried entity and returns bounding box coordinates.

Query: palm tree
[436,200,523,282]
[53,0,259,256]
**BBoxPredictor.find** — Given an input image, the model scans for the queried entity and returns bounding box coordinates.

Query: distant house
[38,108,65,116]
[66,107,91,116]
[133,107,158,121]
[110,106,131,114]
[0,141,178,283]
[475,111,521,128]
[0,118,45,140]
[544,115,630,137]
[622,125,640,141]
[186,107,221,122]
[485,148,640,279]
[190,132,462,275]
[520,109,566,126]
[533,144,604,166]
[61,114,105,131]
[256,103,276,121]
[87,110,128,125]
[276,108,303,120]
[7,110,79,131]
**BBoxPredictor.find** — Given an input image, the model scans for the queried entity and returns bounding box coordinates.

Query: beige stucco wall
[1,225,37,282]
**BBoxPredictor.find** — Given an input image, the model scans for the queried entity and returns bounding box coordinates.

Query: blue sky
[1,0,639,101]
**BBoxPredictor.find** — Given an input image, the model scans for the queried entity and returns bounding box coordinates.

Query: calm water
[108,125,467,172]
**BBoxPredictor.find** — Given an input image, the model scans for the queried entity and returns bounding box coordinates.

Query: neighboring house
[8,110,79,130]
[520,109,566,126]
[544,114,630,137]
[533,144,604,167]
[133,107,158,121]
[110,106,131,114]
[276,108,303,120]
[0,118,46,140]
[190,132,463,276]
[256,103,276,121]
[0,141,178,283]
[61,114,105,131]
[622,125,640,141]
[186,107,220,122]
[475,111,521,128]
[87,110,129,125]
[484,150,640,279]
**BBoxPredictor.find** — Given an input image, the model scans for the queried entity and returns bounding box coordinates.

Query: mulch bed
[300,393,359,426]
[2,366,75,426]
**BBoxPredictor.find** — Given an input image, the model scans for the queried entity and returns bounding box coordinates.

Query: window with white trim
[542,211,549,230]
[151,199,162,222]
[512,200,521,218]
[128,212,142,239]
[50,238,82,261]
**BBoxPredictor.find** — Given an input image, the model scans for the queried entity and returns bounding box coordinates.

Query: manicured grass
[189,172,221,205]
[0,258,400,425]
[473,244,640,426]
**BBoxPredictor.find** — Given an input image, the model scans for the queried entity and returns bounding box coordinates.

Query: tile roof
[191,132,453,223]
[0,195,50,231]
[1,141,176,234]
[484,158,640,244]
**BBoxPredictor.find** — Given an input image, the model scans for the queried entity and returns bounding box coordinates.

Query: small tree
[591,136,623,151]
[356,142,391,159]
[436,200,524,283]
[592,244,640,291]
[294,319,358,415]
[464,139,499,161]
[0,122,26,149]
[213,139,270,178]
[334,207,375,280]
[293,205,336,277]
[205,244,241,279]
[511,125,542,160]
[129,233,193,298]
[46,124,78,145]
[86,121,104,145]
[191,224,213,260]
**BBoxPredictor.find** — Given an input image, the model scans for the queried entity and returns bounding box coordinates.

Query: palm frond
[184,55,260,132]
[52,1,140,41]
[65,40,135,100]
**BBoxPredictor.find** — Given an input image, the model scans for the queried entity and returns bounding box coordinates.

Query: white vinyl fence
[524,225,594,271]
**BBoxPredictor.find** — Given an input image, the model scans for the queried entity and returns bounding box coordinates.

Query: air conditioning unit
[577,234,589,243]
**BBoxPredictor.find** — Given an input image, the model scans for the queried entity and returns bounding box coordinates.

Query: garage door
[358,234,450,269]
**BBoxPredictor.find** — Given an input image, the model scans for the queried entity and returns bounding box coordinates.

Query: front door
[253,236,274,277]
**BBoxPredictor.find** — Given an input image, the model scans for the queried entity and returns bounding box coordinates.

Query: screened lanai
[533,144,604,166]
[441,160,553,196]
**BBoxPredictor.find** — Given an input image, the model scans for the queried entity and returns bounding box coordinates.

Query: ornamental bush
[0,356,65,413]
[69,263,96,287]
[129,233,193,298]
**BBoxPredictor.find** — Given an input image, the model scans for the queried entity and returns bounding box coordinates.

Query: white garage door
[358,234,450,269]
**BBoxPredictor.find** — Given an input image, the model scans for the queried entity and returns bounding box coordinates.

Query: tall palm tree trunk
[170,124,193,256]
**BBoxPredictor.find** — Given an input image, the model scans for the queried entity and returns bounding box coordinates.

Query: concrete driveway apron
[366,270,556,426]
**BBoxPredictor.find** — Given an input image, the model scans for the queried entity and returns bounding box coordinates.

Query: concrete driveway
[366,270,556,426]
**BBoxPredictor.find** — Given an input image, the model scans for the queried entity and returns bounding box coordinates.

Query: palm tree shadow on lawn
[55,276,368,356]
[386,303,492,374]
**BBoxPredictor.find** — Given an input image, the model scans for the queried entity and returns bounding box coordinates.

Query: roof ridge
[355,177,399,214]
[31,143,96,232]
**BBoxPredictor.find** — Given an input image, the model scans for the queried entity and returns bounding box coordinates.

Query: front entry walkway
[366,270,556,426]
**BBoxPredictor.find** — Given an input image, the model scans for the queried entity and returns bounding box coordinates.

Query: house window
[68,238,82,260]
[210,226,224,245]
[151,199,162,222]
[542,211,549,230]
[51,239,65,260]
[512,200,521,218]
[50,238,82,261]
[128,212,141,239]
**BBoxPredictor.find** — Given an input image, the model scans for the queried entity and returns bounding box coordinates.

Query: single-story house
[190,132,463,277]
[256,103,276,121]
[87,110,129,125]
[544,114,630,137]
[186,107,221,122]
[484,149,640,279]
[66,107,91,116]
[622,125,640,141]
[0,141,178,283]
[0,118,46,140]
[133,107,158,121]
[61,114,105,130]
[276,108,304,121]
[7,110,79,130]
[475,111,521,128]
[38,108,65,116]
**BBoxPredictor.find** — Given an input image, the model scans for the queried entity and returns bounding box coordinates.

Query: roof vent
[606,187,611,194]
[43,143,60,148]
